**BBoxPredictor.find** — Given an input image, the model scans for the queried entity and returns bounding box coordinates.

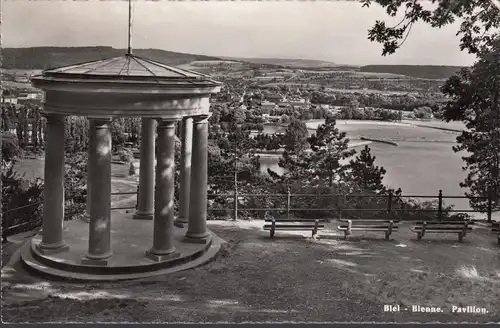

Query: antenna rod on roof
[127,0,133,55]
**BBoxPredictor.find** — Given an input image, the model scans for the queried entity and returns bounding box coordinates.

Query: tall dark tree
[1,104,10,132]
[276,118,311,183]
[349,145,387,193]
[441,39,500,211]
[308,116,356,187]
[283,117,309,154]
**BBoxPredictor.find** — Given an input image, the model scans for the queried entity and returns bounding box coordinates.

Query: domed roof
[32,54,221,86]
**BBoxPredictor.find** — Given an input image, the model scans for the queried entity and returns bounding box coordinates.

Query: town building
[1,95,18,105]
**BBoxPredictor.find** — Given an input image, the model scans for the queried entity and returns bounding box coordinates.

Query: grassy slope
[2,220,499,323]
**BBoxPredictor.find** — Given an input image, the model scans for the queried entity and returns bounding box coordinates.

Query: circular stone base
[20,235,221,282]
[18,212,222,281]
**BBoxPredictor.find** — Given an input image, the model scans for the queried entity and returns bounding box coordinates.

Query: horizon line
[3,45,472,68]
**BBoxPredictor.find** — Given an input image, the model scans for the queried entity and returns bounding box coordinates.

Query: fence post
[336,194,342,220]
[233,189,238,221]
[438,189,443,219]
[487,188,493,223]
[387,189,393,215]
[135,185,139,210]
[2,212,7,243]
[287,187,291,220]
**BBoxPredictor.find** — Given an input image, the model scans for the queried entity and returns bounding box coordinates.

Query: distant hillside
[1,47,222,69]
[359,65,466,79]
[222,57,338,68]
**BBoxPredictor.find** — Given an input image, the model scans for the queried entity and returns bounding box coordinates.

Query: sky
[2,0,479,66]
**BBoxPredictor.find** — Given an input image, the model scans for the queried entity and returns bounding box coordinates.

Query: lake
[258,119,476,212]
[11,118,489,217]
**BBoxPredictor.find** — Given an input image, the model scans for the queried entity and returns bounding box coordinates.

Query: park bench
[410,220,473,242]
[492,222,499,246]
[337,219,399,240]
[263,218,325,238]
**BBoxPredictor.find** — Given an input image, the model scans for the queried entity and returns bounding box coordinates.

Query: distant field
[187,60,243,66]
[223,57,339,68]
[353,71,411,78]
[326,88,408,95]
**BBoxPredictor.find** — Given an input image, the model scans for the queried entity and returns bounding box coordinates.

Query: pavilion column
[83,118,113,265]
[175,117,193,227]
[83,120,95,223]
[145,119,180,261]
[37,114,69,254]
[134,118,156,220]
[185,114,211,244]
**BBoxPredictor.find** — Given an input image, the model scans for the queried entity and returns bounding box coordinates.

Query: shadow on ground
[2,219,500,323]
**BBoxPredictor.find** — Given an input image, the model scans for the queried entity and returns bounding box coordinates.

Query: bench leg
[417,233,422,241]
[270,229,275,238]
[458,232,463,242]
[497,235,499,246]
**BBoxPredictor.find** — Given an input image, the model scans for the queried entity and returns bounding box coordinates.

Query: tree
[413,106,434,119]
[282,118,309,154]
[361,0,500,56]
[110,118,126,151]
[308,116,356,187]
[441,38,500,211]
[1,104,11,132]
[65,116,89,153]
[348,145,387,193]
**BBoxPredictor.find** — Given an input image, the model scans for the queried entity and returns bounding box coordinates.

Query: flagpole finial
[127,0,133,55]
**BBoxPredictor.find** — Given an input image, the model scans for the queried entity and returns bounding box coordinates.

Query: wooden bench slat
[264,224,325,229]
[412,227,472,231]
[414,230,465,234]
[338,219,399,223]
[415,221,473,225]
[264,227,325,231]
[265,219,326,222]
[338,225,399,229]
[338,227,395,232]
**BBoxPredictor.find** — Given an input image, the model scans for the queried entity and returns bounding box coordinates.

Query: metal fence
[206,189,495,222]
[2,201,43,243]
[2,187,140,242]
[2,188,495,242]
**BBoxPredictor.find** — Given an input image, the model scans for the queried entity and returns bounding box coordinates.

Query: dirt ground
[2,219,500,324]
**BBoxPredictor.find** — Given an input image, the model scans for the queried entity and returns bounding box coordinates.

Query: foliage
[441,39,500,211]
[2,134,23,163]
[117,148,134,163]
[65,116,89,153]
[411,106,434,120]
[348,145,387,193]
[2,160,44,235]
[307,116,356,187]
[283,118,309,154]
[64,151,88,204]
[337,107,402,121]
[110,118,127,151]
[361,0,500,56]
[62,151,90,221]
